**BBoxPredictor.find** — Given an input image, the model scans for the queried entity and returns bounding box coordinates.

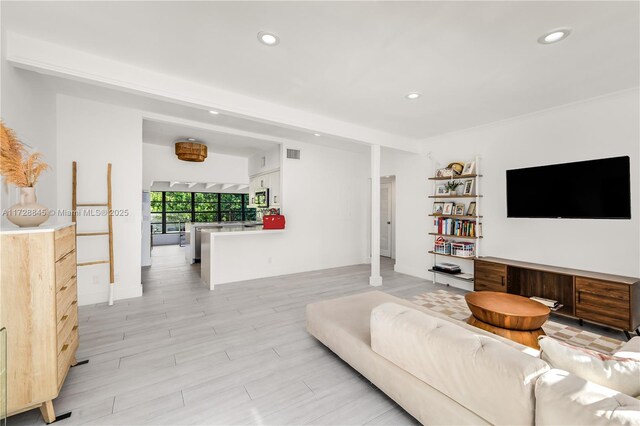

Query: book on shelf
[434,217,477,237]
[433,262,461,273]
[529,296,560,309]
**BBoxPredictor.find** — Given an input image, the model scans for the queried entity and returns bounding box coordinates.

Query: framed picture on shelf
[462,179,474,195]
[443,202,454,215]
[462,161,476,175]
[433,202,444,214]
[436,185,450,196]
[436,168,454,178]
[454,204,465,215]
[467,201,477,216]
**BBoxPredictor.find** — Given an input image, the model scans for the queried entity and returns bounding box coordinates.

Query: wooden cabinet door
[576,277,630,330]
[474,260,507,292]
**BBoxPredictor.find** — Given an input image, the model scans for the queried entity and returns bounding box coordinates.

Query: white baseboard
[78,283,143,306]
[393,263,431,280]
[369,276,383,286]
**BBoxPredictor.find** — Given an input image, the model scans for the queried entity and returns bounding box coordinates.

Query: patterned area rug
[413,290,625,354]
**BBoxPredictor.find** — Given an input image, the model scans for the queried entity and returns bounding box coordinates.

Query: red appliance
[263,210,286,229]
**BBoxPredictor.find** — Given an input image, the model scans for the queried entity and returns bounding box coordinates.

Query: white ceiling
[143,119,279,158]
[3,2,639,139]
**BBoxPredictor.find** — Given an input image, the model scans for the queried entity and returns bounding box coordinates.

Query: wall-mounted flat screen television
[506,156,631,219]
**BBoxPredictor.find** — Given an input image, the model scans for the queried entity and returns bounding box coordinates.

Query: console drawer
[474,280,506,293]
[576,307,630,330]
[576,277,629,301]
[475,260,507,275]
[576,277,630,330]
[474,260,507,292]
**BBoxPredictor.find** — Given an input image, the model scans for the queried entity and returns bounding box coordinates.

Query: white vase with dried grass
[1,121,50,227]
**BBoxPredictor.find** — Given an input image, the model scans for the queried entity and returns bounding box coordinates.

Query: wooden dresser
[0,223,78,423]
[474,257,640,337]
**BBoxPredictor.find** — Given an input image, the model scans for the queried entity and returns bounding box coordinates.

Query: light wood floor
[10,245,624,426]
[11,246,459,426]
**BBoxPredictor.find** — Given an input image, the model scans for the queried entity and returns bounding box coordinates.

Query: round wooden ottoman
[464,291,551,349]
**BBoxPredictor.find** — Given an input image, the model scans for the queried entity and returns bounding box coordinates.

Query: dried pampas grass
[0,120,49,187]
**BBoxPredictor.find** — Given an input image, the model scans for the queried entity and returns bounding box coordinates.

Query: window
[164,192,191,233]
[150,191,257,234]
[220,193,243,222]
[150,191,163,234]
[194,192,218,223]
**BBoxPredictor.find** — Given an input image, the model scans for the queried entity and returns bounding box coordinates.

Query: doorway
[380,177,395,258]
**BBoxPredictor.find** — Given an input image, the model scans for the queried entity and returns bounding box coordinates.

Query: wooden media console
[474,257,640,339]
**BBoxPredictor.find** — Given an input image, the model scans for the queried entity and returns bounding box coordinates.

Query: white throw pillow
[539,336,640,397]
[616,336,640,361]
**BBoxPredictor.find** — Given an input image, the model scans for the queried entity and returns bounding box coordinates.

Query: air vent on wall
[287,149,301,160]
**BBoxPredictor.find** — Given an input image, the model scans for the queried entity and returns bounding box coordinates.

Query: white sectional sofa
[306,291,640,425]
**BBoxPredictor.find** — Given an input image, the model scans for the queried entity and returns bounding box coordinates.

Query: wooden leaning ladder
[72,161,116,306]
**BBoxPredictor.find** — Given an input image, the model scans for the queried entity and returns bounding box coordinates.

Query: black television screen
[506,156,631,219]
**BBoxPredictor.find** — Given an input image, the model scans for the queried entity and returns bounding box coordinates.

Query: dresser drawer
[55,225,75,262]
[57,326,78,386]
[57,303,78,354]
[55,250,76,292]
[56,278,77,322]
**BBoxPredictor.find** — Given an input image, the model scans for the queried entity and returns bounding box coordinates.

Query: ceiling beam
[205,183,218,190]
[169,181,179,188]
[6,32,420,153]
[187,182,197,188]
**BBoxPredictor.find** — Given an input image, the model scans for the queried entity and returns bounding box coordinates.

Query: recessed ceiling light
[538,29,571,44]
[406,93,421,100]
[258,31,280,46]
[313,133,321,137]
[187,138,196,142]
[209,110,219,115]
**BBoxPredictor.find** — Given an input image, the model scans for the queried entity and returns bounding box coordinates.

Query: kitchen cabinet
[248,177,260,207]
[248,169,280,208]
[269,170,281,207]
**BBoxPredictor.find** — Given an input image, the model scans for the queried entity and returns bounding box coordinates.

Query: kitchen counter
[200,227,285,289]
[201,226,284,236]
[184,221,275,264]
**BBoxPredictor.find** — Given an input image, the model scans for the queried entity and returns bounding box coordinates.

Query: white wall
[142,143,249,191]
[381,148,436,280]
[385,89,640,286]
[57,95,143,305]
[0,53,56,219]
[248,145,281,177]
[210,141,370,284]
